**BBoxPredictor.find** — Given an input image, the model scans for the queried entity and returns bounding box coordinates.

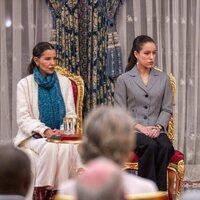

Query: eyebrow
[143,50,157,53]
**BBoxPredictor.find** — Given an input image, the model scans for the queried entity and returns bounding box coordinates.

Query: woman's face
[33,49,56,76]
[134,42,157,69]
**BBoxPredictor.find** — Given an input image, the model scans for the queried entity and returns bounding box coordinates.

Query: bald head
[0,144,31,196]
[77,157,123,200]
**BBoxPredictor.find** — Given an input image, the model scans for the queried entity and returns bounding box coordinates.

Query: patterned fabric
[48,0,80,74]
[48,0,122,115]
[33,67,66,129]
[106,31,122,79]
[99,0,123,79]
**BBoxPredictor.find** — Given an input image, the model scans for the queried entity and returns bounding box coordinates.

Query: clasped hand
[135,124,160,138]
[44,129,64,139]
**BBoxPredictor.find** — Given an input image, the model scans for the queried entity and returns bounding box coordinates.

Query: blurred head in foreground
[76,157,123,200]
[0,144,31,196]
[79,106,135,165]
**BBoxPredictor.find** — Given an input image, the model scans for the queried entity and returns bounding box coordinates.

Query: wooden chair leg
[175,160,185,199]
[167,169,176,200]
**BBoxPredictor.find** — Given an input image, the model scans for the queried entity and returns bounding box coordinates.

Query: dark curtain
[48,0,122,115]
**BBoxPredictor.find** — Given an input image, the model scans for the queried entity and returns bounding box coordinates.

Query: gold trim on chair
[126,191,168,200]
[168,116,174,144]
[168,160,185,198]
[55,66,84,134]
[168,72,176,143]
[123,162,138,170]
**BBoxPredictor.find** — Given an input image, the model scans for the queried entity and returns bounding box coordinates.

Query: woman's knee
[148,141,158,152]
[146,140,158,153]
[59,144,78,158]
[42,142,58,155]
[161,142,174,153]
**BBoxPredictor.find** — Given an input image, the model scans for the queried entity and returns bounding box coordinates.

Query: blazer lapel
[128,67,148,92]
[128,67,159,92]
[146,68,159,91]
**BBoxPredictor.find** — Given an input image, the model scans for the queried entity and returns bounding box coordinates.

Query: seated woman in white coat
[14,42,81,200]
[59,106,158,196]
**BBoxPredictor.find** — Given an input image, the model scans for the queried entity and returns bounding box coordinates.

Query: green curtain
[48,0,122,115]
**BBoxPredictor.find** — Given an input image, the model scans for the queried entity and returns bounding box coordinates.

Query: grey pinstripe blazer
[114,66,172,131]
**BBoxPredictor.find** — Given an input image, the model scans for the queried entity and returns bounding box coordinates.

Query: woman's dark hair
[125,35,156,72]
[28,42,55,74]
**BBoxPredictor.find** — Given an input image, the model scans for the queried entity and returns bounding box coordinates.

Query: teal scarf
[33,67,66,129]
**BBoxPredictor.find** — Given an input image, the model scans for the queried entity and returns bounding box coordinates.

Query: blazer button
[145,94,149,98]
[144,105,148,109]
[144,116,147,119]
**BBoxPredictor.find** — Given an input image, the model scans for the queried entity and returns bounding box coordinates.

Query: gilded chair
[126,191,168,200]
[55,66,84,134]
[124,69,185,200]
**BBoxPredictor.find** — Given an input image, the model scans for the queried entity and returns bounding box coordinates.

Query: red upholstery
[130,150,184,164]
[170,150,184,164]
[71,80,78,106]
[130,152,138,162]
[128,150,184,200]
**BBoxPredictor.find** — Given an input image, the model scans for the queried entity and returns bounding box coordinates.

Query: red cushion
[170,150,184,164]
[130,150,184,165]
[130,152,139,162]
[71,80,77,106]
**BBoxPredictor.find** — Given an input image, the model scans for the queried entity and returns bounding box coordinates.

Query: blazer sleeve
[17,79,49,137]
[156,76,173,130]
[114,75,127,109]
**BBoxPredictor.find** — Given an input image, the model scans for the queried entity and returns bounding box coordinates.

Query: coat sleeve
[17,79,48,137]
[156,76,173,130]
[114,75,127,109]
[114,75,138,124]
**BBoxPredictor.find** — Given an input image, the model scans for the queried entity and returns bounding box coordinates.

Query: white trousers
[23,138,82,188]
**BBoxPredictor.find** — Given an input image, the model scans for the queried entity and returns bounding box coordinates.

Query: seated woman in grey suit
[114,35,174,191]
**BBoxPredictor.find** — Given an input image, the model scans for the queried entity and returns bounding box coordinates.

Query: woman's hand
[43,129,63,138]
[134,124,161,138]
[135,124,151,136]
[148,126,161,138]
